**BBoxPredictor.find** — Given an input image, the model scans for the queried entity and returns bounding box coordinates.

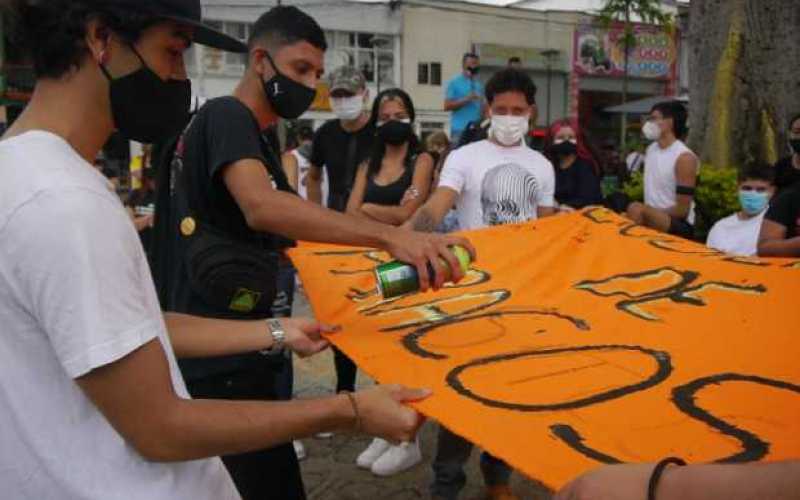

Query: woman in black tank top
[346,89,434,226]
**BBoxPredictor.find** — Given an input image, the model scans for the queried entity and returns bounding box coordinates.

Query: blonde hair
[425,130,450,152]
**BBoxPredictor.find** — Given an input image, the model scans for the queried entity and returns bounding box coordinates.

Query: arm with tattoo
[405,187,459,233]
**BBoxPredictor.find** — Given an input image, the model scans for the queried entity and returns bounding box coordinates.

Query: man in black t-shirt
[758,186,800,257]
[772,113,800,194]
[151,7,474,500]
[307,66,375,211]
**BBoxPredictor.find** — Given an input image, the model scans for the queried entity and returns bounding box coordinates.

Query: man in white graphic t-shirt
[406,68,555,500]
[627,101,699,239]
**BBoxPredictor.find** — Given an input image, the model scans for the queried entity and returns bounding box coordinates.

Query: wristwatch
[266,318,286,353]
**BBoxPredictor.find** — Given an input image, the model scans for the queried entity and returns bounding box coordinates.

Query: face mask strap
[99,43,149,82]
[262,49,284,80]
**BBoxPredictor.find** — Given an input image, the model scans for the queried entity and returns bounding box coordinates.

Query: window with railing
[324,31,397,87]
[196,20,250,75]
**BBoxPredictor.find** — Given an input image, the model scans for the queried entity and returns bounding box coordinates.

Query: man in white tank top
[626,101,699,239]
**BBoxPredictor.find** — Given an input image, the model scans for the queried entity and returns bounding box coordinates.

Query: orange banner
[289,208,800,489]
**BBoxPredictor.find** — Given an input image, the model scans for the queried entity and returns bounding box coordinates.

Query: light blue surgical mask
[739,190,769,215]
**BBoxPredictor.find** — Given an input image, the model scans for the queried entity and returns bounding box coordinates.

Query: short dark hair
[508,56,521,65]
[739,164,775,184]
[651,100,689,139]
[4,0,159,79]
[462,52,479,64]
[789,112,800,130]
[249,6,327,51]
[485,68,537,105]
[297,126,314,142]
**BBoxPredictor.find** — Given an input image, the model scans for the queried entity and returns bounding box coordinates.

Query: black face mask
[262,51,317,119]
[100,46,191,144]
[467,66,480,75]
[377,120,413,146]
[790,139,800,155]
[550,140,578,157]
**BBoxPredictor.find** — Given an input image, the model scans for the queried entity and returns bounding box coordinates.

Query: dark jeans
[668,217,695,239]
[430,424,512,500]
[270,259,296,401]
[333,346,357,393]
[186,365,306,500]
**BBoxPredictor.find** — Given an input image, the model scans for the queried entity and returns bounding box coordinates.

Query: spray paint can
[375,246,471,299]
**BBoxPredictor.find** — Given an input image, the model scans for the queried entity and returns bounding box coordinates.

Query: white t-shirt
[706,211,766,256]
[644,139,697,225]
[438,139,555,230]
[0,131,239,500]
[292,148,329,205]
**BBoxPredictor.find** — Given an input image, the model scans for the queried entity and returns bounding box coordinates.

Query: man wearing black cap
[0,2,445,499]
[149,5,474,500]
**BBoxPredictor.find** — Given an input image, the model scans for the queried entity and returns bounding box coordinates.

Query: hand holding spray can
[375,246,472,299]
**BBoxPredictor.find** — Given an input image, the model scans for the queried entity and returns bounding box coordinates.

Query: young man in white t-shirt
[0,2,468,499]
[707,165,776,256]
[407,68,555,500]
[627,101,699,239]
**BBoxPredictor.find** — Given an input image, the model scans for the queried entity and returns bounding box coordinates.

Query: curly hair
[485,68,537,105]
[4,0,160,79]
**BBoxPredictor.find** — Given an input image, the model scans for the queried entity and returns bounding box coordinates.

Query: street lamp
[540,49,560,127]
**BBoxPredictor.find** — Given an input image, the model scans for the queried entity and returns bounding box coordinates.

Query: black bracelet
[648,457,687,500]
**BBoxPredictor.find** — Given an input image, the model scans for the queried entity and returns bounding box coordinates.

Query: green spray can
[375,246,472,299]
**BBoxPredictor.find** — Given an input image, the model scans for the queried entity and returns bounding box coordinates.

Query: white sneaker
[356,437,391,469]
[293,440,306,461]
[370,440,422,477]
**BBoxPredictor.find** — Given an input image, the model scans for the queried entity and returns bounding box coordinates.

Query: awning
[604,95,689,114]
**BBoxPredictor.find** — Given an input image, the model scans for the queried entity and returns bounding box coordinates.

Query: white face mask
[642,120,662,141]
[331,95,364,121]
[490,114,530,146]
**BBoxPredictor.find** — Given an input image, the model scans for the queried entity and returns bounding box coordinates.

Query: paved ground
[291,290,553,500]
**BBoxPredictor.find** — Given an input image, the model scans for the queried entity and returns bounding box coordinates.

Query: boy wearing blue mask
[706,165,775,256]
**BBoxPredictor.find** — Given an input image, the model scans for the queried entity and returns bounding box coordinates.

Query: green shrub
[622,171,644,202]
[695,166,740,232]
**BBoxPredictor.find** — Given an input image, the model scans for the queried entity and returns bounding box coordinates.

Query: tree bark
[688,0,800,169]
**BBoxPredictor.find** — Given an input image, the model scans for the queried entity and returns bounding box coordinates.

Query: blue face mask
[739,190,769,215]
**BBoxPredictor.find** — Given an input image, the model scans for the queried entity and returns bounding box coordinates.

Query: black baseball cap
[109,0,248,53]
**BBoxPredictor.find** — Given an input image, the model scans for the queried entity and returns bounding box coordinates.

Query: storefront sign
[573,21,677,80]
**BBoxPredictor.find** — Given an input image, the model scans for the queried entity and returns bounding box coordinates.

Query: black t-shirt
[363,156,417,206]
[310,119,376,211]
[765,186,800,239]
[773,156,800,194]
[554,158,604,209]
[152,96,293,380]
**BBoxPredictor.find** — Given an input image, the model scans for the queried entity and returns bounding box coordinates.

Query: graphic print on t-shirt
[480,162,539,226]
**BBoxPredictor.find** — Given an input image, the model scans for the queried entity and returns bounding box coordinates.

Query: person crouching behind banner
[406,68,556,500]
[706,164,775,256]
[626,101,699,239]
[544,119,603,212]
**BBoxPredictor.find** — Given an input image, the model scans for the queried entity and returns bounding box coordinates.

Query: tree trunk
[688,0,800,169]
[621,6,631,154]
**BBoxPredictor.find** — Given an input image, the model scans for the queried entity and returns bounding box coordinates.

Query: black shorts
[668,217,694,239]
